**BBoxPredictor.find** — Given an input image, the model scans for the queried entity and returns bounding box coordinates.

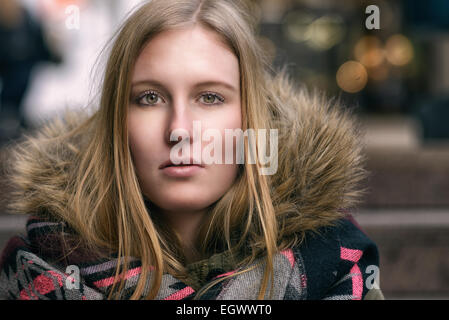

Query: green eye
[143,92,159,104]
[144,93,159,104]
[136,91,162,106]
[201,92,225,105]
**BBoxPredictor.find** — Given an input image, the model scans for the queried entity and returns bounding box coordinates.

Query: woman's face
[128,25,242,214]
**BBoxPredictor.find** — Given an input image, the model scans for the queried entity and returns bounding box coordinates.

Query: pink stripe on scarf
[350,264,363,300]
[280,249,295,268]
[93,266,142,288]
[340,247,363,263]
[163,286,195,300]
[340,247,364,300]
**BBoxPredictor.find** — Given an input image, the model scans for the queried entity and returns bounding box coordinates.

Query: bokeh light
[354,36,385,68]
[336,61,368,93]
[283,12,344,50]
[305,15,345,51]
[385,34,414,66]
[283,11,314,43]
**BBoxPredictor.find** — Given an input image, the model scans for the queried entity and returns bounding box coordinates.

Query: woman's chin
[149,192,218,213]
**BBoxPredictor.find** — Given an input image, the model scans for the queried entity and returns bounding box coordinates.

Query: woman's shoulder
[0,235,105,300]
[297,215,378,254]
[290,215,382,300]
[0,215,106,300]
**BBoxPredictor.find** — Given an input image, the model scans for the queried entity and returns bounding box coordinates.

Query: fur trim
[4,110,91,218]
[267,72,367,237]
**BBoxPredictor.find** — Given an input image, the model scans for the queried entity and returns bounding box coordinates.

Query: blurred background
[1,0,448,299]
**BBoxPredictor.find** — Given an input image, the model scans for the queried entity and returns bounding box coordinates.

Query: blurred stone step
[360,115,449,207]
[362,147,449,207]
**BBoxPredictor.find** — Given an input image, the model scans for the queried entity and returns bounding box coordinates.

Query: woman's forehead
[132,25,240,90]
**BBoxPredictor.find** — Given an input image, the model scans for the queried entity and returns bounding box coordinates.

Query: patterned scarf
[0,215,381,300]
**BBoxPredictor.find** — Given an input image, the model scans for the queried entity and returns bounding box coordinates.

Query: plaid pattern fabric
[0,215,380,300]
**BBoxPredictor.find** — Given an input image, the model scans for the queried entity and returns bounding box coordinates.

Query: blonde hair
[5,0,367,300]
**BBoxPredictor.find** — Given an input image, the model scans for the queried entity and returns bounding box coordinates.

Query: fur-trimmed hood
[3,72,367,237]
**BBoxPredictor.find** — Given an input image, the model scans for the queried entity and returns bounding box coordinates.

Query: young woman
[0,0,383,300]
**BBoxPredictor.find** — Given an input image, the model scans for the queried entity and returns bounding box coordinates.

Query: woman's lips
[159,158,203,169]
[160,164,203,177]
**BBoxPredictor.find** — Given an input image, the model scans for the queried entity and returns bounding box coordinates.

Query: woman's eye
[200,93,225,105]
[136,91,162,106]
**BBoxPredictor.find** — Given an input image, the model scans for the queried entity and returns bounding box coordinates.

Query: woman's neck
[159,208,207,264]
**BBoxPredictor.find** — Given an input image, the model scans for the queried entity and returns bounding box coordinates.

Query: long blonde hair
[5,0,367,300]
[64,0,276,299]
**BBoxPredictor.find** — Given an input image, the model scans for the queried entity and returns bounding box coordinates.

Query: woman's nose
[165,99,194,145]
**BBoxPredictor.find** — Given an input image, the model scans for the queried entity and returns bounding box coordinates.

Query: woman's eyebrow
[131,79,238,93]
